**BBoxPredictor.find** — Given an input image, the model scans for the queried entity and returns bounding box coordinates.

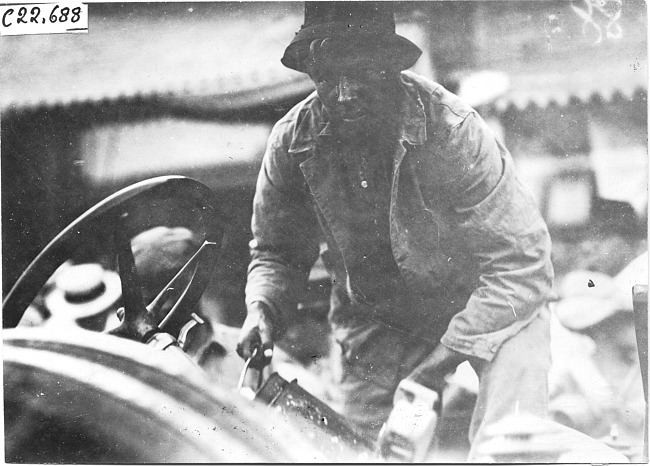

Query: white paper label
[0,3,87,36]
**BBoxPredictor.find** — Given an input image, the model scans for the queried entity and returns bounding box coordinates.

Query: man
[237,2,554,459]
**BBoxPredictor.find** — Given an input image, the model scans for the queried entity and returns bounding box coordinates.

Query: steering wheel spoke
[156,240,218,332]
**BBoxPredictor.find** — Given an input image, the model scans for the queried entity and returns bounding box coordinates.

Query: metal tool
[255,372,375,461]
[177,312,204,349]
[237,347,265,399]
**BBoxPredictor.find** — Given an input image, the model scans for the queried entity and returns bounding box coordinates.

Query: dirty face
[308,50,401,139]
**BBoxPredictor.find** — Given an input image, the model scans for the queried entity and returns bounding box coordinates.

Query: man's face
[308,50,401,139]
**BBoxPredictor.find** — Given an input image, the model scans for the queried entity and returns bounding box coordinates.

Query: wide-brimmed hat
[45,263,122,330]
[281,1,422,73]
[554,270,632,331]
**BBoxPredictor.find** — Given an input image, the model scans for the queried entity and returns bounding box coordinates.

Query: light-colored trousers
[329,306,551,461]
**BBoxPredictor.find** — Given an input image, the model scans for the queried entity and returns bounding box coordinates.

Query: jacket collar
[288,73,427,154]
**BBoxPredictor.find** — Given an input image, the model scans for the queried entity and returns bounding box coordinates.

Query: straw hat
[554,270,632,331]
[45,263,122,330]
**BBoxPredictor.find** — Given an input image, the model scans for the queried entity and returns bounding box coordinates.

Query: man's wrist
[247,299,283,338]
[407,370,447,395]
[407,343,466,393]
[248,300,271,316]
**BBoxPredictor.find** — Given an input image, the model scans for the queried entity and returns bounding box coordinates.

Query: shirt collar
[288,73,427,154]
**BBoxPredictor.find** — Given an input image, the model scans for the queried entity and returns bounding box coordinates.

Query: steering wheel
[3,176,225,341]
[2,176,355,462]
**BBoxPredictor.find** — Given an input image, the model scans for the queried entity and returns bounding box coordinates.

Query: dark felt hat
[281,1,422,73]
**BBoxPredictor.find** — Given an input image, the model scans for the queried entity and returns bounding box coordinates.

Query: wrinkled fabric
[329,140,400,306]
[246,71,554,362]
[327,307,551,459]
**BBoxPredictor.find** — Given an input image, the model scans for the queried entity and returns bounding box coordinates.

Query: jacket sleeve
[437,112,555,361]
[244,119,320,337]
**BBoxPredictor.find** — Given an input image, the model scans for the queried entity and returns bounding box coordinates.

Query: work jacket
[246,71,554,362]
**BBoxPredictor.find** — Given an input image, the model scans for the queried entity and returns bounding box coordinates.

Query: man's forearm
[245,248,316,338]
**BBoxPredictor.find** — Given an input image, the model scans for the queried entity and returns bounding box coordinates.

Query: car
[3,176,638,463]
[2,176,372,463]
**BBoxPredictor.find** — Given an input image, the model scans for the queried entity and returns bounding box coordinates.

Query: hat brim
[553,296,631,331]
[282,30,422,73]
[45,271,122,321]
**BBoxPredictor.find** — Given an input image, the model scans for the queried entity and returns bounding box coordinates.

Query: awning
[494,64,647,111]
[456,58,646,111]
[454,8,647,112]
[0,3,313,112]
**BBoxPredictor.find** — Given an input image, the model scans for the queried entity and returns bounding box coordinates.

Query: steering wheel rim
[3,176,225,330]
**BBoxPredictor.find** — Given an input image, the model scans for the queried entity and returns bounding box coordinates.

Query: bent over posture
[238,2,554,459]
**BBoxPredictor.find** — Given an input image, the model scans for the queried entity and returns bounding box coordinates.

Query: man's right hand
[236,301,275,370]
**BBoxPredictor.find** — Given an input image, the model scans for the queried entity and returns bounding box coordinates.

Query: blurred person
[615,250,648,299]
[18,261,122,331]
[237,2,554,459]
[16,260,74,328]
[549,269,645,460]
[131,226,201,305]
[131,227,208,347]
[131,226,255,385]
